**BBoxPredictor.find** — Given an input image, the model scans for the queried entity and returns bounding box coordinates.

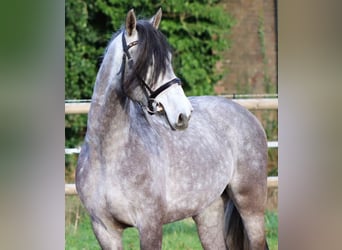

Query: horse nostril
[178,113,183,122]
[176,113,189,129]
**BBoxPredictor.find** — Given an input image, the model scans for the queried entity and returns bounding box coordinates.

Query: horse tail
[224,199,269,250]
[224,199,247,249]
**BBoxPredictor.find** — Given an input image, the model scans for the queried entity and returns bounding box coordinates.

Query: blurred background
[2,0,342,249]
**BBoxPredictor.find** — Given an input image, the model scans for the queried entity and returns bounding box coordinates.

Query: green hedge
[65,0,233,153]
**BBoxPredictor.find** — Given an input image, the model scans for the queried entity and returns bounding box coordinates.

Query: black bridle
[117,32,181,114]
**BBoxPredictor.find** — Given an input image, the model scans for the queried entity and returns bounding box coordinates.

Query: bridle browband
[117,32,181,115]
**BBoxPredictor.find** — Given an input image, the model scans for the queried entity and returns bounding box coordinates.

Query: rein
[118,32,181,115]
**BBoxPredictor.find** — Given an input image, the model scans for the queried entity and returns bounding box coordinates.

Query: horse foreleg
[193,196,227,250]
[90,214,124,250]
[138,222,163,250]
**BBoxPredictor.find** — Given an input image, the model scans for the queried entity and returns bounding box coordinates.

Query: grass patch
[265,210,278,250]
[122,219,202,250]
[66,197,278,249]
[66,214,100,250]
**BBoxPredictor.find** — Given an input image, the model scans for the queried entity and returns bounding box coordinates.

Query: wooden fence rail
[65,141,278,155]
[65,98,278,114]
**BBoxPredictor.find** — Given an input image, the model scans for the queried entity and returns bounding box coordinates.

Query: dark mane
[125,20,172,92]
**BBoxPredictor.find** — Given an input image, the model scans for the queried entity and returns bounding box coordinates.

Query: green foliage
[160,1,233,95]
[65,0,234,155]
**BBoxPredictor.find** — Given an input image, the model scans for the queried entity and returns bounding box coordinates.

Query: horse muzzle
[152,81,193,131]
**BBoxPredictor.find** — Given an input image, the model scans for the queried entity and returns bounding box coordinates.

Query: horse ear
[150,8,162,29]
[126,9,136,36]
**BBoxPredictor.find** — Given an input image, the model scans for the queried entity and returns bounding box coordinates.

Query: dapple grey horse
[76,9,269,250]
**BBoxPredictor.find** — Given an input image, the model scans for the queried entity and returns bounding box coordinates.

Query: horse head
[119,9,193,130]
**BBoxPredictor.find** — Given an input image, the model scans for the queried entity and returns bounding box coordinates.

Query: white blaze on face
[154,84,193,130]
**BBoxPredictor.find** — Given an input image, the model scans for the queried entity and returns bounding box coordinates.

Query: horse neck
[91,35,123,107]
[86,36,131,141]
